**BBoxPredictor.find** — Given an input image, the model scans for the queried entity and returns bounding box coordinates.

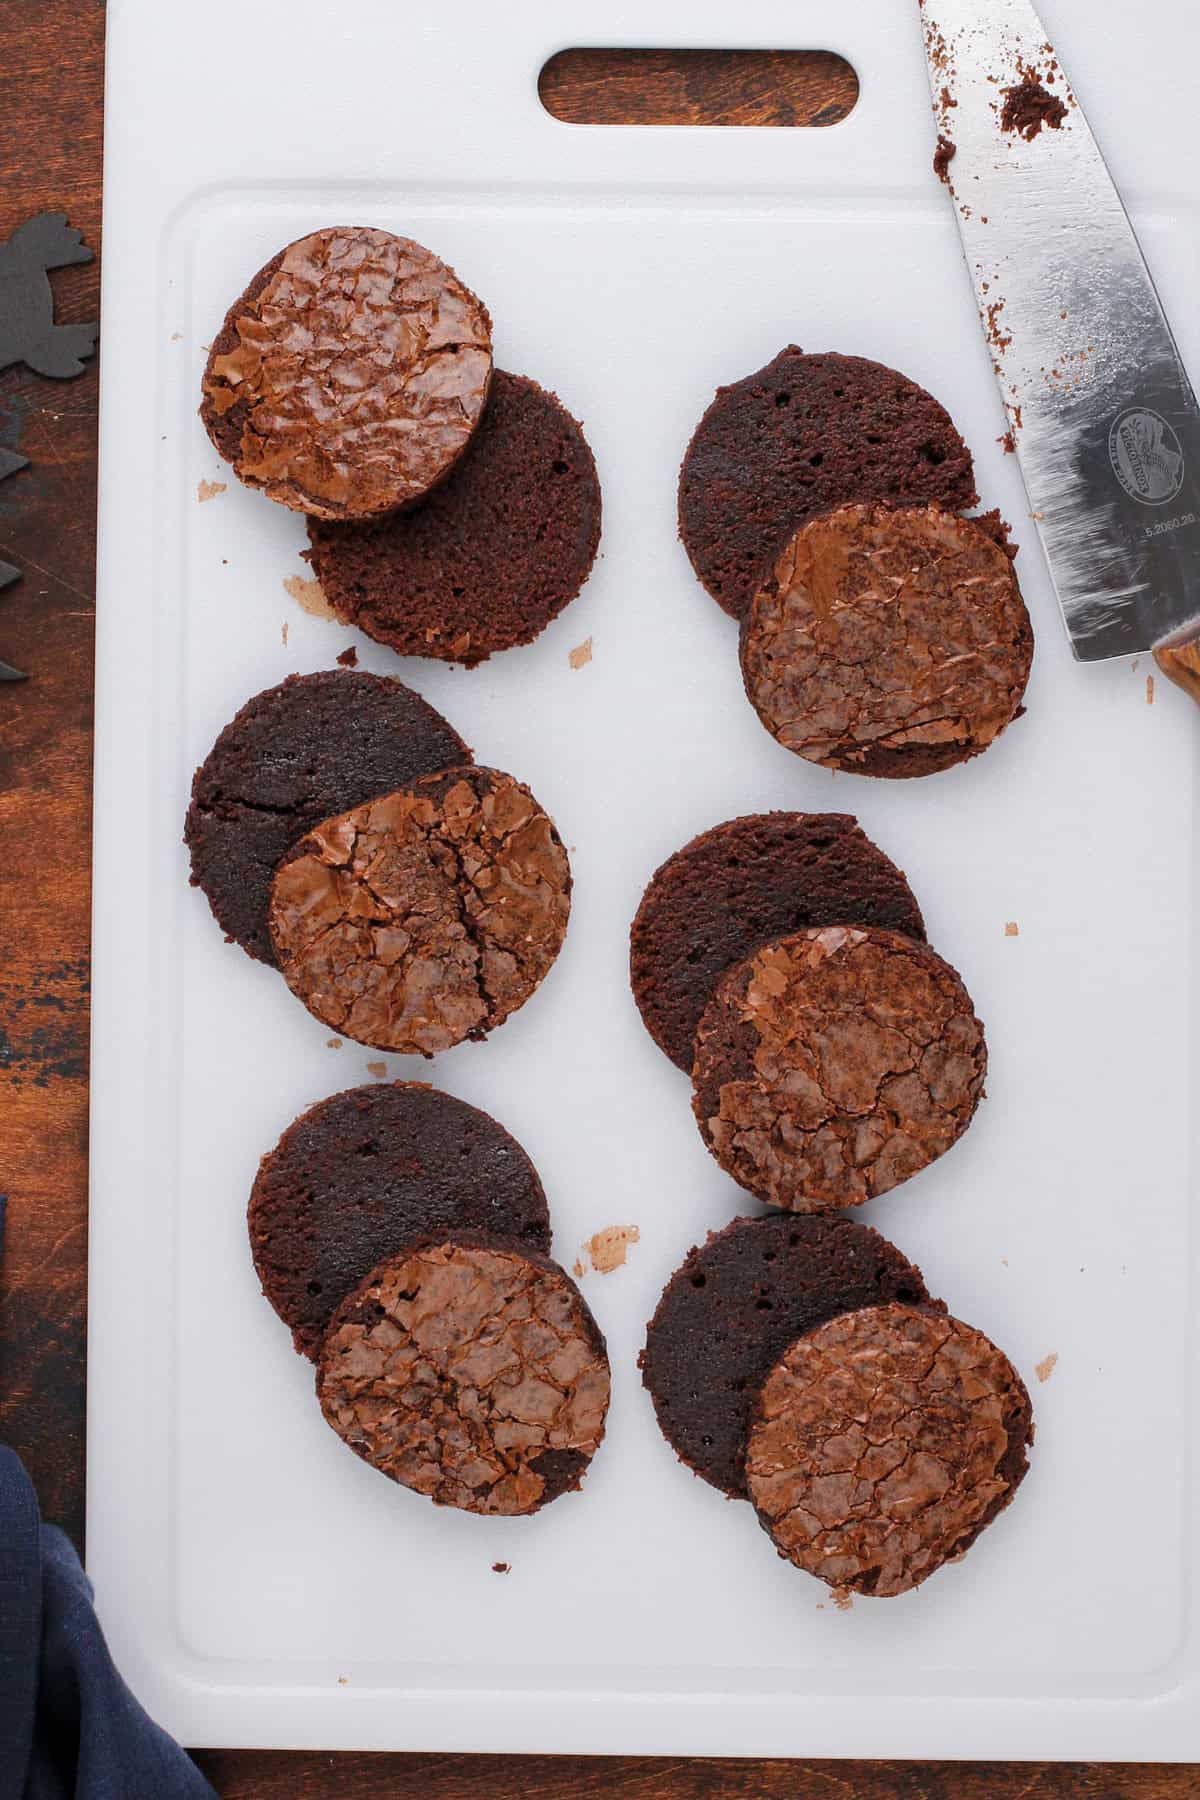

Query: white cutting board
[89,0,1200,1758]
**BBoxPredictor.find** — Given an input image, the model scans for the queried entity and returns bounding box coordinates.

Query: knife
[918,0,1200,698]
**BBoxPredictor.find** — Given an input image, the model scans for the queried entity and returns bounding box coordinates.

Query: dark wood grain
[0,10,1192,1794]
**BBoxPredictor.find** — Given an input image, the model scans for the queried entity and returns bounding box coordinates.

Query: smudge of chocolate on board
[933,135,957,184]
[335,645,358,668]
[197,479,225,504]
[569,636,592,670]
[1035,1352,1058,1383]
[365,1060,387,1079]
[1147,674,1155,705]
[1000,62,1069,141]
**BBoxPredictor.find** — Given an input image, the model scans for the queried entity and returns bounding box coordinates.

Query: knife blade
[919,0,1200,691]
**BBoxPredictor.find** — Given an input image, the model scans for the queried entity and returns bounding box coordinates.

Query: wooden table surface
[0,6,1190,1794]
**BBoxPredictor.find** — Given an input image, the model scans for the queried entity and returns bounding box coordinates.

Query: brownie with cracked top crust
[249,1082,552,1359]
[740,502,1033,779]
[629,812,926,1073]
[316,1237,610,1515]
[640,1212,938,1498]
[692,926,986,1212]
[678,347,977,619]
[268,765,571,1054]
[746,1302,1033,1595]
[200,226,493,519]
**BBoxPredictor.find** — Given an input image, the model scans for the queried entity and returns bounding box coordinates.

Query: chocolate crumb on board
[492,1562,511,1574]
[1036,1352,1058,1383]
[999,431,1016,455]
[933,135,956,183]
[1000,67,1069,141]
[336,645,358,668]
[281,621,288,648]
[1005,921,1019,938]
[569,637,593,670]
[326,1037,342,1048]
[583,1225,640,1274]
[1147,675,1155,705]
[365,1061,387,1079]
[283,573,336,619]
[197,478,226,503]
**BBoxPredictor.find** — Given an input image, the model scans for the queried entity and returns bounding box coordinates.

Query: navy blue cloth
[0,1180,215,1799]
[0,1448,217,1800]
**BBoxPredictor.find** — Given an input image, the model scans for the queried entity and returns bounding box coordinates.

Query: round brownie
[692,926,987,1212]
[199,226,493,519]
[745,1303,1033,1595]
[305,371,602,667]
[316,1238,611,1515]
[640,1213,937,1498]
[629,813,926,1073]
[269,766,571,1054]
[740,503,1034,779]
[184,670,470,965]
[678,347,977,619]
[249,1082,552,1359]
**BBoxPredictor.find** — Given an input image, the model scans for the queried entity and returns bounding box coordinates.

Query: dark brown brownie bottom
[248,1082,553,1358]
[184,670,470,965]
[678,347,978,619]
[305,371,602,667]
[629,812,926,1073]
[639,1213,936,1498]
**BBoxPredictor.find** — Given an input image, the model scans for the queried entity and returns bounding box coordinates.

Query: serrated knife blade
[919,0,1200,689]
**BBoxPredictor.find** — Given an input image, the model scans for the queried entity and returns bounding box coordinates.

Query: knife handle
[1154,631,1200,703]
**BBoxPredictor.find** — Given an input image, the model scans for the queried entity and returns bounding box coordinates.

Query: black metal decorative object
[0,211,98,681]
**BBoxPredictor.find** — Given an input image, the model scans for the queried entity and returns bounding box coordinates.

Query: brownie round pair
[317,1237,610,1515]
[640,1213,936,1498]
[184,671,470,965]
[200,226,493,519]
[268,765,571,1054]
[746,1302,1033,1595]
[693,926,987,1212]
[678,348,977,619]
[306,372,602,666]
[249,1082,551,1359]
[629,812,926,1073]
[740,503,1034,779]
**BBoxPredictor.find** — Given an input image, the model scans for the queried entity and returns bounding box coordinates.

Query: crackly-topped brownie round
[184,670,471,965]
[316,1238,611,1515]
[268,765,571,1054]
[740,502,1034,778]
[692,926,986,1212]
[745,1302,1033,1595]
[640,1213,937,1498]
[678,348,977,619]
[629,812,926,1073]
[200,226,493,518]
[306,371,602,666]
[249,1082,552,1358]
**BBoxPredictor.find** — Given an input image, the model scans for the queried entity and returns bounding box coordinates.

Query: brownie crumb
[999,431,1016,455]
[933,135,957,183]
[492,1562,511,1574]
[1035,1352,1058,1383]
[1000,71,1068,141]
[336,645,358,668]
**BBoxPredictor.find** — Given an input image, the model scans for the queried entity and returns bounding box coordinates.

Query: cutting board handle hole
[538,49,859,128]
